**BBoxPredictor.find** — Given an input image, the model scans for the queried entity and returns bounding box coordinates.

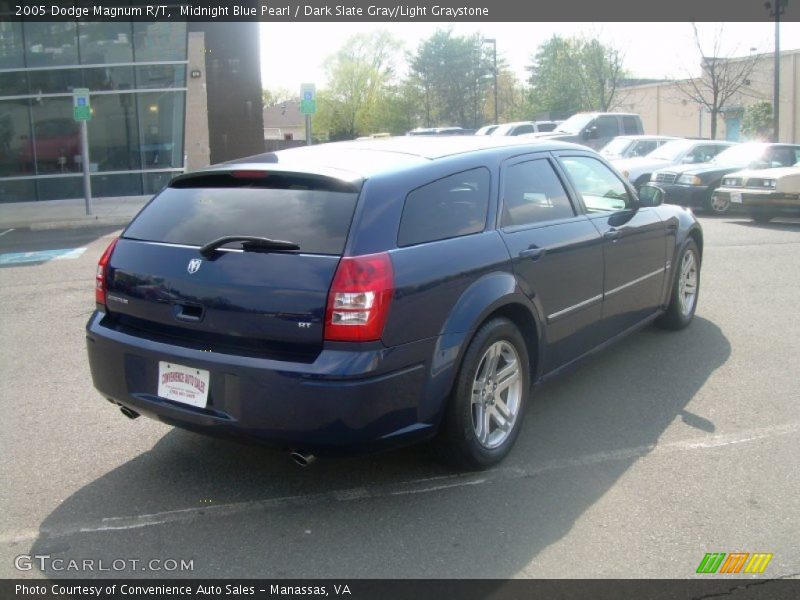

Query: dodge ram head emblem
[187,258,202,274]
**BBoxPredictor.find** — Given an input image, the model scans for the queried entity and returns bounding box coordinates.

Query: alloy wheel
[471,340,522,449]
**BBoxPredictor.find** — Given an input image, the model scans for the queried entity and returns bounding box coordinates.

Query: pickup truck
[525,112,644,150]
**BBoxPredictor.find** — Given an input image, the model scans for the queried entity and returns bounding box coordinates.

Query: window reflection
[0,98,32,176]
[30,97,81,174]
[133,23,186,61]
[24,23,79,67]
[78,22,133,64]
[0,21,25,69]
[135,64,186,89]
[89,93,141,171]
[1,20,188,201]
[137,92,184,169]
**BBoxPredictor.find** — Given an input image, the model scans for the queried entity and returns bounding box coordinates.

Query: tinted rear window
[398,168,490,247]
[622,116,641,134]
[124,173,360,255]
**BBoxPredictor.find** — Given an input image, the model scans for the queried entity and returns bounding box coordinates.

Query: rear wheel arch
[481,303,540,380]
[426,294,542,427]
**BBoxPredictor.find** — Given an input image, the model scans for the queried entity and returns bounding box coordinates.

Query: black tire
[750,211,774,224]
[704,187,729,215]
[437,317,531,470]
[656,239,700,331]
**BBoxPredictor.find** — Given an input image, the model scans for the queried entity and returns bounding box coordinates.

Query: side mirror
[638,184,664,207]
[584,125,598,140]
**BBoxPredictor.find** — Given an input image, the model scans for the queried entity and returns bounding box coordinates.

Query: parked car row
[409,114,800,222]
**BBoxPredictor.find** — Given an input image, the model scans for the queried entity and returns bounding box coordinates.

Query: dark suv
[87,137,702,469]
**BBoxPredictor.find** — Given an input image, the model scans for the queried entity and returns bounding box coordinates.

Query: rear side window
[513,124,534,135]
[398,168,490,247]
[622,116,641,134]
[501,159,575,227]
[595,116,619,138]
[123,173,360,255]
[631,140,658,157]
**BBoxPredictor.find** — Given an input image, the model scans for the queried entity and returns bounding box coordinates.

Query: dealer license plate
[157,361,210,408]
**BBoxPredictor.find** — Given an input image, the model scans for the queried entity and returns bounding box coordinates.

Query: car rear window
[123,172,360,255]
[398,168,490,247]
[622,116,641,134]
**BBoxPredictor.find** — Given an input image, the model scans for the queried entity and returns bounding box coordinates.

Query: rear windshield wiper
[199,236,300,257]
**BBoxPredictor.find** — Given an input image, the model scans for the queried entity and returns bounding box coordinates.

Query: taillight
[324,252,394,342]
[95,237,119,307]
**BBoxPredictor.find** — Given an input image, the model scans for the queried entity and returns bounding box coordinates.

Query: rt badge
[187,258,202,274]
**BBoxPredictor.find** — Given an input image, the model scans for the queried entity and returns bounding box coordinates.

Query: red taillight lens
[324,252,394,342]
[95,237,119,306]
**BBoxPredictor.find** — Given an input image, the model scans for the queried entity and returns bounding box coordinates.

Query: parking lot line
[3,420,797,546]
[0,229,13,238]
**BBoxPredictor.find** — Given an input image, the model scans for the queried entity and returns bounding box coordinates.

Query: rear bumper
[86,312,439,453]
[660,184,709,208]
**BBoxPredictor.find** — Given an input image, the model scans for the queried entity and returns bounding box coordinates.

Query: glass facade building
[0,21,188,202]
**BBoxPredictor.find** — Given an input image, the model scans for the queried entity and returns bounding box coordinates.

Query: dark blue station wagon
[87,137,703,468]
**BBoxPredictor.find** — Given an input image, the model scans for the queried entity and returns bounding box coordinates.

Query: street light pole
[765,0,788,142]
[483,38,498,124]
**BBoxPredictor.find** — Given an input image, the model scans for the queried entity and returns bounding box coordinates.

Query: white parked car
[490,121,559,136]
[600,135,680,160]
[612,139,734,188]
[712,163,800,223]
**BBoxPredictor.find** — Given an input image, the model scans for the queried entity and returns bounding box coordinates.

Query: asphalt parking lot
[0,215,798,579]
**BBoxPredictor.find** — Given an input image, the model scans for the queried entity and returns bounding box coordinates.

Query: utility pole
[483,38,498,124]
[765,0,789,142]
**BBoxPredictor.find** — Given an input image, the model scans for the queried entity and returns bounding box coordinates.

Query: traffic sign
[300,99,317,115]
[300,83,316,102]
[73,88,91,121]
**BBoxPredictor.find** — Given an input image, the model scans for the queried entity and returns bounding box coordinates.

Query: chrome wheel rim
[471,340,522,449]
[679,249,698,317]
[710,195,729,213]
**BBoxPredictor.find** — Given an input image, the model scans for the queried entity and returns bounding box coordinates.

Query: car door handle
[519,247,546,261]
[603,229,620,241]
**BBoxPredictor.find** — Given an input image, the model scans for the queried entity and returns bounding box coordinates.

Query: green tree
[527,36,584,119]
[315,31,401,139]
[527,35,626,118]
[741,101,773,141]
[492,69,534,123]
[408,29,494,128]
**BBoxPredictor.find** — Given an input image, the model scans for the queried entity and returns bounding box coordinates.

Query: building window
[24,23,79,68]
[78,22,134,64]
[133,23,187,62]
[0,21,25,69]
[136,91,185,169]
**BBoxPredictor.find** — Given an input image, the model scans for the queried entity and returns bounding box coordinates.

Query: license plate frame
[157,361,210,408]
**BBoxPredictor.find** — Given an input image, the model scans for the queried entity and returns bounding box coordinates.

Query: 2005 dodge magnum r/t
[86,137,702,468]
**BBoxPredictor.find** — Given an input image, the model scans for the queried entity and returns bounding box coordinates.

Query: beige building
[617,49,800,143]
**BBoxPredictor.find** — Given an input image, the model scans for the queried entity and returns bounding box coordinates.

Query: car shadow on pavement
[29,317,730,578]
[728,219,800,231]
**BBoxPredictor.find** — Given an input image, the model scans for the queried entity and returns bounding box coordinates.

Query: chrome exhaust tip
[119,406,140,419]
[289,450,316,467]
